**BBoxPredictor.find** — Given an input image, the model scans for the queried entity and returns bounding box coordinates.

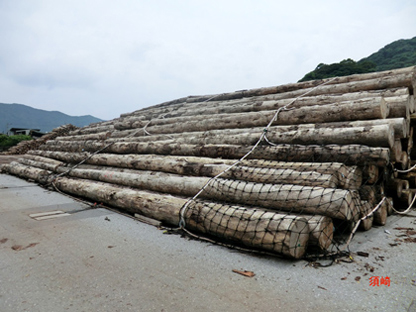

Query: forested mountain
[0,103,103,133]
[299,36,416,82]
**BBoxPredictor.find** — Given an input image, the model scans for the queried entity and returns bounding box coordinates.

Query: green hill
[0,103,103,133]
[299,36,416,82]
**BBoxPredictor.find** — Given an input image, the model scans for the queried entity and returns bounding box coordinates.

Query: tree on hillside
[298,59,376,82]
[298,36,416,82]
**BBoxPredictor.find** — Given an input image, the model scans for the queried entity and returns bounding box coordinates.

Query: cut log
[184,201,309,258]
[51,176,309,258]
[15,158,357,220]
[114,97,389,132]
[373,200,388,226]
[298,215,334,250]
[359,186,377,204]
[344,166,363,190]
[2,161,51,184]
[35,142,390,166]
[386,178,410,198]
[357,201,374,231]
[27,150,362,189]
[390,140,403,162]
[103,118,409,143]
[69,125,116,135]
[20,154,350,189]
[385,197,394,215]
[150,67,415,106]
[362,164,379,184]
[204,179,357,220]
[263,125,395,148]
[385,95,411,118]
[1,161,311,258]
[109,124,396,148]
[124,89,409,121]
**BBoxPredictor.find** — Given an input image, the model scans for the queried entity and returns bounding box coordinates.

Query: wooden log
[122,88,409,121]
[2,161,51,184]
[149,67,415,106]
[204,179,357,220]
[385,178,409,198]
[69,125,116,136]
[19,156,347,191]
[184,201,310,258]
[390,140,403,162]
[398,171,416,188]
[398,151,409,170]
[52,176,309,258]
[199,164,342,188]
[15,157,357,221]
[298,215,333,250]
[401,127,413,155]
[104,118,407,144]
[385,197,394,215]
[1,161,312,258]
[362,164,379,184]
[385,95,411,118]
[114,97,389,132]
[373,200,388,226]
[126,89,410,121]
[399,187,413,207]
[107,124,395,148]
[357,201,374,231]
[27,150,362,189]
[35,142,390,166]
[344,166,363,190]
[262,124,395,148]
[410,95,415,113]
[359,186,377,204]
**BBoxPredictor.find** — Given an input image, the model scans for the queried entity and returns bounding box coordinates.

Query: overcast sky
[0,1,415,121]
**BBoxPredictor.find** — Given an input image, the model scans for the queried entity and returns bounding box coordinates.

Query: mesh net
[177,143,389,259]
[3,69,415,260]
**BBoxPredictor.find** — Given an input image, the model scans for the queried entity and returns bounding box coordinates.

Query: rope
[342,197,386,250]
[389,192,416,215]
[48,113,164,184]
[178,78,337,228]
[394,163,416,173]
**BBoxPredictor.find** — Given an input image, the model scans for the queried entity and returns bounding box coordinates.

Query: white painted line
[29,211,65,218]
[34,213,71,221]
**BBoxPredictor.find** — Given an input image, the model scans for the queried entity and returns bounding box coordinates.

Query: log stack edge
[1,66,416,259]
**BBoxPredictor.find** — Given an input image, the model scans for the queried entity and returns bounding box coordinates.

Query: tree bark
[184,201,309,258]
[356,201,374,231]
[114,97,389,132]
[147,67,415,107]
[106,124,397,148]
[102,118,406,144]
[15,157,357,221]
[123,89,409,121]
[35,142,390,166]
[373,200,388,226]
[27,150,364,189]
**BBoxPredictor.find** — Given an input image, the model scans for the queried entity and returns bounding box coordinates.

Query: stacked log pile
[2,124,79,155]
[1,66,416,259]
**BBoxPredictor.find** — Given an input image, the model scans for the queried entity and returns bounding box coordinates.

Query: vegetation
[299,36,416,82]
[0,134,32,150]
[299,59,377,82]
[362,36,416,71]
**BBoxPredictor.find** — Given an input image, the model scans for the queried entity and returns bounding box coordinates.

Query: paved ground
[0,173,416,312]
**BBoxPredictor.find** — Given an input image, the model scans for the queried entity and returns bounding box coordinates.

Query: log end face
[282,217,309,259]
